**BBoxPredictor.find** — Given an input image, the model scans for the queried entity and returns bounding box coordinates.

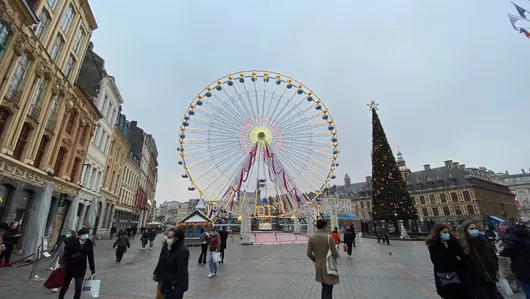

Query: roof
[179,209,212,224]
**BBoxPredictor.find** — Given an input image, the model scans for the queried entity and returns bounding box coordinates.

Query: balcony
[4,86,22,106]
[27,106,41,122]
[45,119,56,133]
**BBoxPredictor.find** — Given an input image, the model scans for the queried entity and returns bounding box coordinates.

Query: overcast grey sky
[88,0,529,204]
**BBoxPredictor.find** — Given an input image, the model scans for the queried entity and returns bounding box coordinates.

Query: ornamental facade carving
[52,78,68,96]
[35,59,54,79]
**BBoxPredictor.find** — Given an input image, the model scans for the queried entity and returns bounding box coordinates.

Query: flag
[512,2,528,18]
[520,28,530,38]
[508,13,522,30]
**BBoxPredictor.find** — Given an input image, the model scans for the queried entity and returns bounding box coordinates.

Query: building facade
[491,171,530,219]
[117,150,140,230]
[341,155,519,224]
[76,41,124,238]
[0,0,99,248]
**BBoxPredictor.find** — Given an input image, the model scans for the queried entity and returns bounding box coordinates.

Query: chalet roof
[179,209,212,224]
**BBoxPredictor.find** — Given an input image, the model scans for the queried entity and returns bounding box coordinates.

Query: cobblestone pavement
[0,236,525,299]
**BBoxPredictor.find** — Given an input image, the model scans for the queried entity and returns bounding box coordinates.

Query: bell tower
[396,149,411,180]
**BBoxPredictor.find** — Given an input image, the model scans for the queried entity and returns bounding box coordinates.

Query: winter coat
[199,232,209,244]
[208,233,220,252]
[219,230,228,249]
[113,234,130,252]
[2,227,20,246]
[149,230,157,241]
[63,239,95,278]
[331,232,340,244]
[153,239,189,296]
[343,229,354,245]
[500,224,530,282]
[428,237,472,298]
[467,236,499,283]
[307,230,340,285]
[141,232,150,241]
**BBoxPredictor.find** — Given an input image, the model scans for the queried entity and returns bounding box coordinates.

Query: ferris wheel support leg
[240,199,255,246]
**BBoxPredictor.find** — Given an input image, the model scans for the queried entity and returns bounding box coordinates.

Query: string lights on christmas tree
[368,101,417,222]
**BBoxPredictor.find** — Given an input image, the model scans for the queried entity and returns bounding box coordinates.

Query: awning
[489,216,505,223]
[322,214,358,220]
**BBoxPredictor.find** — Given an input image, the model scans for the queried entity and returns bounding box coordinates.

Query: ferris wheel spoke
[202,95,246,126]
[230,83,255,124]
[272,94,308,129]
[222,88,253,124]
[282,139,332,149]
[281,115,326,133]
[277,104,320,130]
[189,116,240,135]
[240,80,257,121]
[281,121,329,136]
[265,84,290,128]
[210,87,248,123]
[252,80,260,120]
[195,106,242,133]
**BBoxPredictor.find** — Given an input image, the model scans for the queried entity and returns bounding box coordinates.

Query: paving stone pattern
[0,236,525,299]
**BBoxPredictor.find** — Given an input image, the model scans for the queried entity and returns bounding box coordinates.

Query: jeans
[520,281,530,299]
[58,274,84,299]
[208,253,218,274]
[141,239,147,248]
[150,240,154,248]
[321,283,333,299]
[198,244,207,264]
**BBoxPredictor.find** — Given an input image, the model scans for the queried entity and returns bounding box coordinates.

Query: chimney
[88,41,94,51]
[424,164,431,171]
[444,160,453,168]
[453,162,459,169]
[459,164,465,170]
[365,176,371,183]
[130,120,138,128]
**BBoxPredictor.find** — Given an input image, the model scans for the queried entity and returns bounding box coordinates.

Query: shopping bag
[326,237,338,276]
[343,244,348,252]
[496,278,514,296]
[212,252,220,263]
[43,268,65,289]
[81,276,101,298]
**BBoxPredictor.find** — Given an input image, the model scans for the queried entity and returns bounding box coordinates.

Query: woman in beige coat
[307,219,340,299]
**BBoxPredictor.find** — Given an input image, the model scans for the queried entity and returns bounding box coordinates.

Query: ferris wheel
[178,70,339,220]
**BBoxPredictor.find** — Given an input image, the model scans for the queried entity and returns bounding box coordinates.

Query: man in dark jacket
[59,228,95,299]
[343,228,354,257]
[0,222,21,267]
[500,223,530,297]
[153,227,189,299]
[219,226,228,263]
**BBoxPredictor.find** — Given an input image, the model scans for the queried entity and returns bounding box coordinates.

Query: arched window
[0,20,11,57]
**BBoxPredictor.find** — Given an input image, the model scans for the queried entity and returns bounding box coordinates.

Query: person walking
[149,228,157,250]
[0,222,21,267]
[331,227,340,250]
[349,224,357,247]
[197,228,208,265]
[381,225,390,245]
[426,223,472,299]
[307,219,339,299]
[58,228,95,299]
[49,230,76,293]
[153,227,189,299]
[113,230,130,263]
[207,229,220,278]
[343,227,354,258]
[140,230,150,250]
[219,226,228,263]
[458,220,504,299]
[500,222,530,298]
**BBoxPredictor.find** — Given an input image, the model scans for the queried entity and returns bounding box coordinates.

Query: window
[106,104,113,122]
[13,123,31,160]
[100,133,108,152]
[450,192,458,203]
[65,111,76,134]
[70,158,80,183]
[0,108,10,139]
[0,20,11,56]
[47,0,56,9]
[463,191,471,201]
[34,137,49,168]
[454,205,462,216]
[8,54,30,93]
[54,147,66,175]
[104,135,111,154]
[64,55,75,79]
[443,206,450,216]
[432,207,439,216]
[429,194,436,204]
[46,95,59,129]
[60,4,75,32]
[467,205,475,215]
[92,124,101,144]
[72,27,85,53]
[49,35,63,62]
[82,165,91,186]
[439,193,447,204]
[419,195,425,204]
[89,167,96,189]
[111,108,117,124]
[28,77,47,116]
[79,126,87,146]
[33,10,50,39]
[101,98,109,119]
[422,208,428,217]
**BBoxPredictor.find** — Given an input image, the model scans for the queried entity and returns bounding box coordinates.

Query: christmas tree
[369,101,418,221]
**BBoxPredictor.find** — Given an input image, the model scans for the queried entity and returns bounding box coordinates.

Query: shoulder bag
[326,235,338,276]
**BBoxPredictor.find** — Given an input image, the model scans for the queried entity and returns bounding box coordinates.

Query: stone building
[490,170,530,219]
[117,150,140,230]
[340,153,519,223]
[143,133,158,224]
[0,0,99,248]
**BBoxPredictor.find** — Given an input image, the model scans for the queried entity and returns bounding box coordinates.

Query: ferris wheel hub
[257,132,266,140]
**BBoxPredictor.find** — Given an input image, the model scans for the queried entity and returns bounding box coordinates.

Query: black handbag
[435,272,461,287]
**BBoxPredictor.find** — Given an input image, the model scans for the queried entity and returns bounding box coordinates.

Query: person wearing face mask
[458,220,504,299]
[426,223,472,299]
[153,227,189,299]
[59,228,96,299]
[49,230,77,293]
